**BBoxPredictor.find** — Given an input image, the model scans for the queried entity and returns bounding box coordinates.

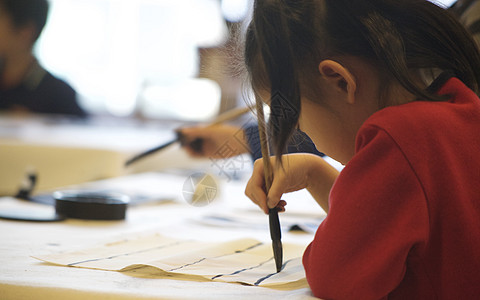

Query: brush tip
[273,240,283,272]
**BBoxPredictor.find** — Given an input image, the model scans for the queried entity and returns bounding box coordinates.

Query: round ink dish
[53,191,129,220]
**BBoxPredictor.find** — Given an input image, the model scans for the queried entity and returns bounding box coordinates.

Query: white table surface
[0,171,324,300]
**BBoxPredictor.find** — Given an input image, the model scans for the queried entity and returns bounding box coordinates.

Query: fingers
[178,125,248,158]
[177,127,208,156]
[178,127,210,139]
[267,170,285,209]
[245,158,288,214]
[276,200,287,213]
[245,159,269,214]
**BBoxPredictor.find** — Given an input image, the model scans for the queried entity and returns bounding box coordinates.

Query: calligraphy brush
[125,106,251,166]
[255,98,283,273]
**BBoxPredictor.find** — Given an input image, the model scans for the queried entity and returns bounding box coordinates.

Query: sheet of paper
[33,233,308,289]
[196,210,324,233]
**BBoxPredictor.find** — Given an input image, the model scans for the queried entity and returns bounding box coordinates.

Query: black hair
[0,0,49,42]
[244,0,480,159]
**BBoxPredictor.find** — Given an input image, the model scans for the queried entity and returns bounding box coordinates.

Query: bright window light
[221,0,250,23]
[140,78,221,121]
[430,0,457,8]
[36,0,228,119]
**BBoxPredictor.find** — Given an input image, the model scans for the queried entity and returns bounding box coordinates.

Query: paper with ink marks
[33,234,307,289]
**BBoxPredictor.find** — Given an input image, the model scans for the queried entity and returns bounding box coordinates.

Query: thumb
[266,176,284,209]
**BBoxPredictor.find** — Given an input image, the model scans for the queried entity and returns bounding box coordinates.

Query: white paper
[34,233,307,288]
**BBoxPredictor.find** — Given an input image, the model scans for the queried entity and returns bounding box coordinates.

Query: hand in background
[178,124,250,159]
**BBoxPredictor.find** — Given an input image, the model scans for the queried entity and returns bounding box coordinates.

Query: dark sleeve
[244,124,324,162]
[34,72,87,118]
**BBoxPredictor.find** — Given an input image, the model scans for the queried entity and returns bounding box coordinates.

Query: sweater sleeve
[302,126,429,299]
[244,124,323,161]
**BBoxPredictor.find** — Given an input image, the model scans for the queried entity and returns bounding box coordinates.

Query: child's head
[0,0,49,48]
[245,0,480,159]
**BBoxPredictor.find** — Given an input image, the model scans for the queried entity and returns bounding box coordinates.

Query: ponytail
[247,0,312,157]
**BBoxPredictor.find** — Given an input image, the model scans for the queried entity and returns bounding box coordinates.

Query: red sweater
[303,77,480,299]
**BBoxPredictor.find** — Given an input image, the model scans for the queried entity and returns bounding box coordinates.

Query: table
[0,114,213,196]
[0,171,324,299]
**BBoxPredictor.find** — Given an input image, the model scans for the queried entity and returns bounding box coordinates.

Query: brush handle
[125,106,251,166]
[255,98,283,273]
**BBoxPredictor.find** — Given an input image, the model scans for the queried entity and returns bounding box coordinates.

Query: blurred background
[35,0,252,121]
[0,0,459,195]
[0,0,256,195]
[34,0,456,122]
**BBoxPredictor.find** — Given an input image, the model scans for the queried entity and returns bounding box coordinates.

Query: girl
[244,0,480,299]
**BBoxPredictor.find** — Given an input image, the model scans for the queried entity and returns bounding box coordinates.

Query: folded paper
[34,233,308,289]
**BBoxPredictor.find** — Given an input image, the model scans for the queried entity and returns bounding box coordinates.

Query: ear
[318,60,357,104]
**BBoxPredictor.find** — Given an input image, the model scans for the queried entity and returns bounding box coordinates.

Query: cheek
[0,21,20,49]
[0,32,13,52]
